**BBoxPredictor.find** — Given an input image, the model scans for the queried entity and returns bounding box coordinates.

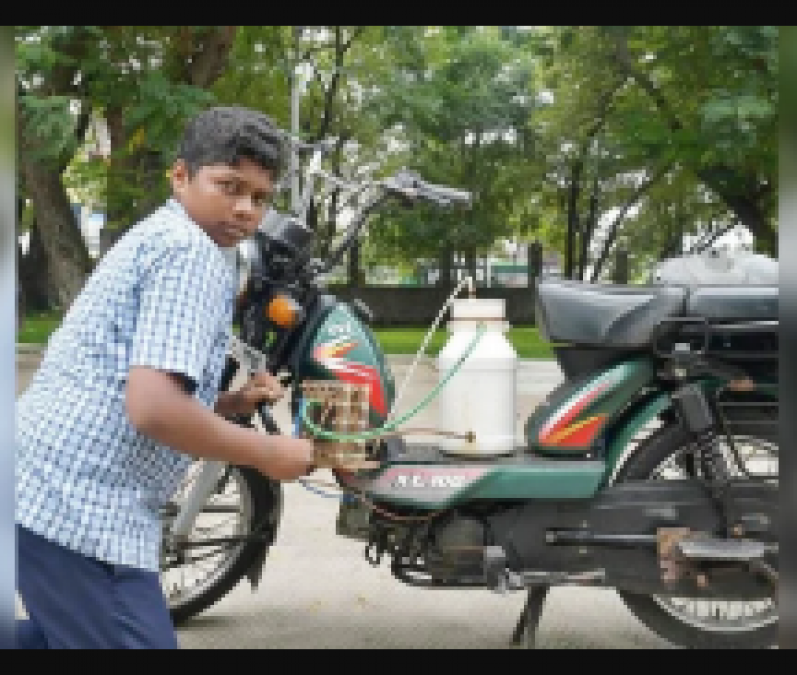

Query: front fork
[169,460,228,541]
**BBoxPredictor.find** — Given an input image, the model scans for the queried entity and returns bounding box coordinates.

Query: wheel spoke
[160,466,256,612]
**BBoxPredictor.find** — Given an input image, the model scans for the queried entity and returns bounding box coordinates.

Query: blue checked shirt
[16,199,236,572]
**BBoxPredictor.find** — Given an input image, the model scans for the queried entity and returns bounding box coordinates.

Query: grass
[16,311,62,345]
[17,311,554,359]
[372,326,554,359]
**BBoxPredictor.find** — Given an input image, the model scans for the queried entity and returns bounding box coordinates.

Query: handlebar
[414,178,473,207]
[266,135,474,276]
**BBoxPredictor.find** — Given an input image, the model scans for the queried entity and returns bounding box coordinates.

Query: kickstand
[510,585,549,649]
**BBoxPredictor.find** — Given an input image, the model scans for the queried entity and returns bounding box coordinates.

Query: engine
[423,515,490,580]
[338,499,495,584]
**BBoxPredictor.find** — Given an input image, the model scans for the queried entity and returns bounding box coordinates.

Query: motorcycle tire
[614,408,778,649]
[162,464,283,626]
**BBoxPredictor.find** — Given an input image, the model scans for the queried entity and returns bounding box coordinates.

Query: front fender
[243,472,284,590]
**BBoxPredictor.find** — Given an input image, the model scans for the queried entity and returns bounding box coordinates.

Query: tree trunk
[590,164,671,282]
[18,156,92,310]
[527,241,542,289]
[348,240,363,287]
[703,186,776,255]
[564,160,583,279]
[465,250,477,285]
[16,241,28,319]
[612,248,629,284]
[438,249,453,288]
[18,216,55,312]
[104,106,131,237]
[579,174,600,280]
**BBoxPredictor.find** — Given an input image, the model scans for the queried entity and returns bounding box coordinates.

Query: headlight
[266,294,304,329]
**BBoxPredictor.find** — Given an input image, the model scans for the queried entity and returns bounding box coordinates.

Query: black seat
[535,280,687,348]
[685,286,778,322]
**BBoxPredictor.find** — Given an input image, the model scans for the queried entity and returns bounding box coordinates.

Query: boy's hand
[216,371,285,417]
[239,371,285,409]
[254,435,316,481]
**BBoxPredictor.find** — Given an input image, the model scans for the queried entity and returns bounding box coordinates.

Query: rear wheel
[615,408,778,649]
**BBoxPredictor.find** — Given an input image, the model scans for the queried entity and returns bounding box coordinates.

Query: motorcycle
[159,139,779,649]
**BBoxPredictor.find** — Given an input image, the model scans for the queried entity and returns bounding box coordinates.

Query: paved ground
[15,348,672,649]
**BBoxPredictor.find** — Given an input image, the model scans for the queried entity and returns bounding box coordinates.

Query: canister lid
[450,298,505,321]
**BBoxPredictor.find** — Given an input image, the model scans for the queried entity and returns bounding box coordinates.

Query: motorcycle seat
[536,280,779,349]
[685,285,778,322]
[535,280,688,348]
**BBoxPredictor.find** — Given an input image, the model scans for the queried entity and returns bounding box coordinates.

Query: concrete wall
[327,285,537,326]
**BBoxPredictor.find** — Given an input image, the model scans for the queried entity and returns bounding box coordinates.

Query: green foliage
[210,26,289,125]
[361,27,543,264]
[17,26,779,290]
[122,72,215,155]
[531,25,778,272]
[17,94,78,163]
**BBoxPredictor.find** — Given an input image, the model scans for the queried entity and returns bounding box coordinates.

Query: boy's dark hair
[176,106,285,179]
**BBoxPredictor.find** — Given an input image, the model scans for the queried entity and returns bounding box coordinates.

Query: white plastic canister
[436,298,518,457]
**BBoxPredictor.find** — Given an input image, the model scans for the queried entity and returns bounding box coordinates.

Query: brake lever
[228,335,286,432]
[228,334,270,375]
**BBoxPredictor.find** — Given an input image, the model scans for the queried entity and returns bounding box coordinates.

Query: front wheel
[614,411,778,649]
[160,461,283,625]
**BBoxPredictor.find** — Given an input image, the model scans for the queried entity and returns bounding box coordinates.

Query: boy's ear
[170,160,189,194]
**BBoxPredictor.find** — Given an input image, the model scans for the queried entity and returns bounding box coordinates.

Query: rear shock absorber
[671,383,732,534]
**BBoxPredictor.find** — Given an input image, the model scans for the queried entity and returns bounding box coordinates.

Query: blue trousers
[16,524,179,649]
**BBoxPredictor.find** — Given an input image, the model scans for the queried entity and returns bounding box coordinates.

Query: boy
[16,106,315,649]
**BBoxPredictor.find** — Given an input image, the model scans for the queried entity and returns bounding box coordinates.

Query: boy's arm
[126,366,313,481]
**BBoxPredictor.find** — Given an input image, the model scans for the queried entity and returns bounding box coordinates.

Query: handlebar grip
[290,138,336,155]
[416,180,472,206]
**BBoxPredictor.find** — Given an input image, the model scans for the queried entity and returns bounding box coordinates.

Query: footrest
[676,535,768,562]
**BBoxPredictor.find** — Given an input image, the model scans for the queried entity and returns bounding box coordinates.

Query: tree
[362,27,542,285]
[16,26,237,311]
[16,26,96,310]
[527,25,777,284]
[548,26,777,259]
[611,26,777,254]
[95,27,235,240]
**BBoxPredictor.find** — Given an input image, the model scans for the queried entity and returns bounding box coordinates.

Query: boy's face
[170,157,275,248]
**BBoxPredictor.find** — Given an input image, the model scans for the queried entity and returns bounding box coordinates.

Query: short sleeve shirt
[16,199,236,572]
